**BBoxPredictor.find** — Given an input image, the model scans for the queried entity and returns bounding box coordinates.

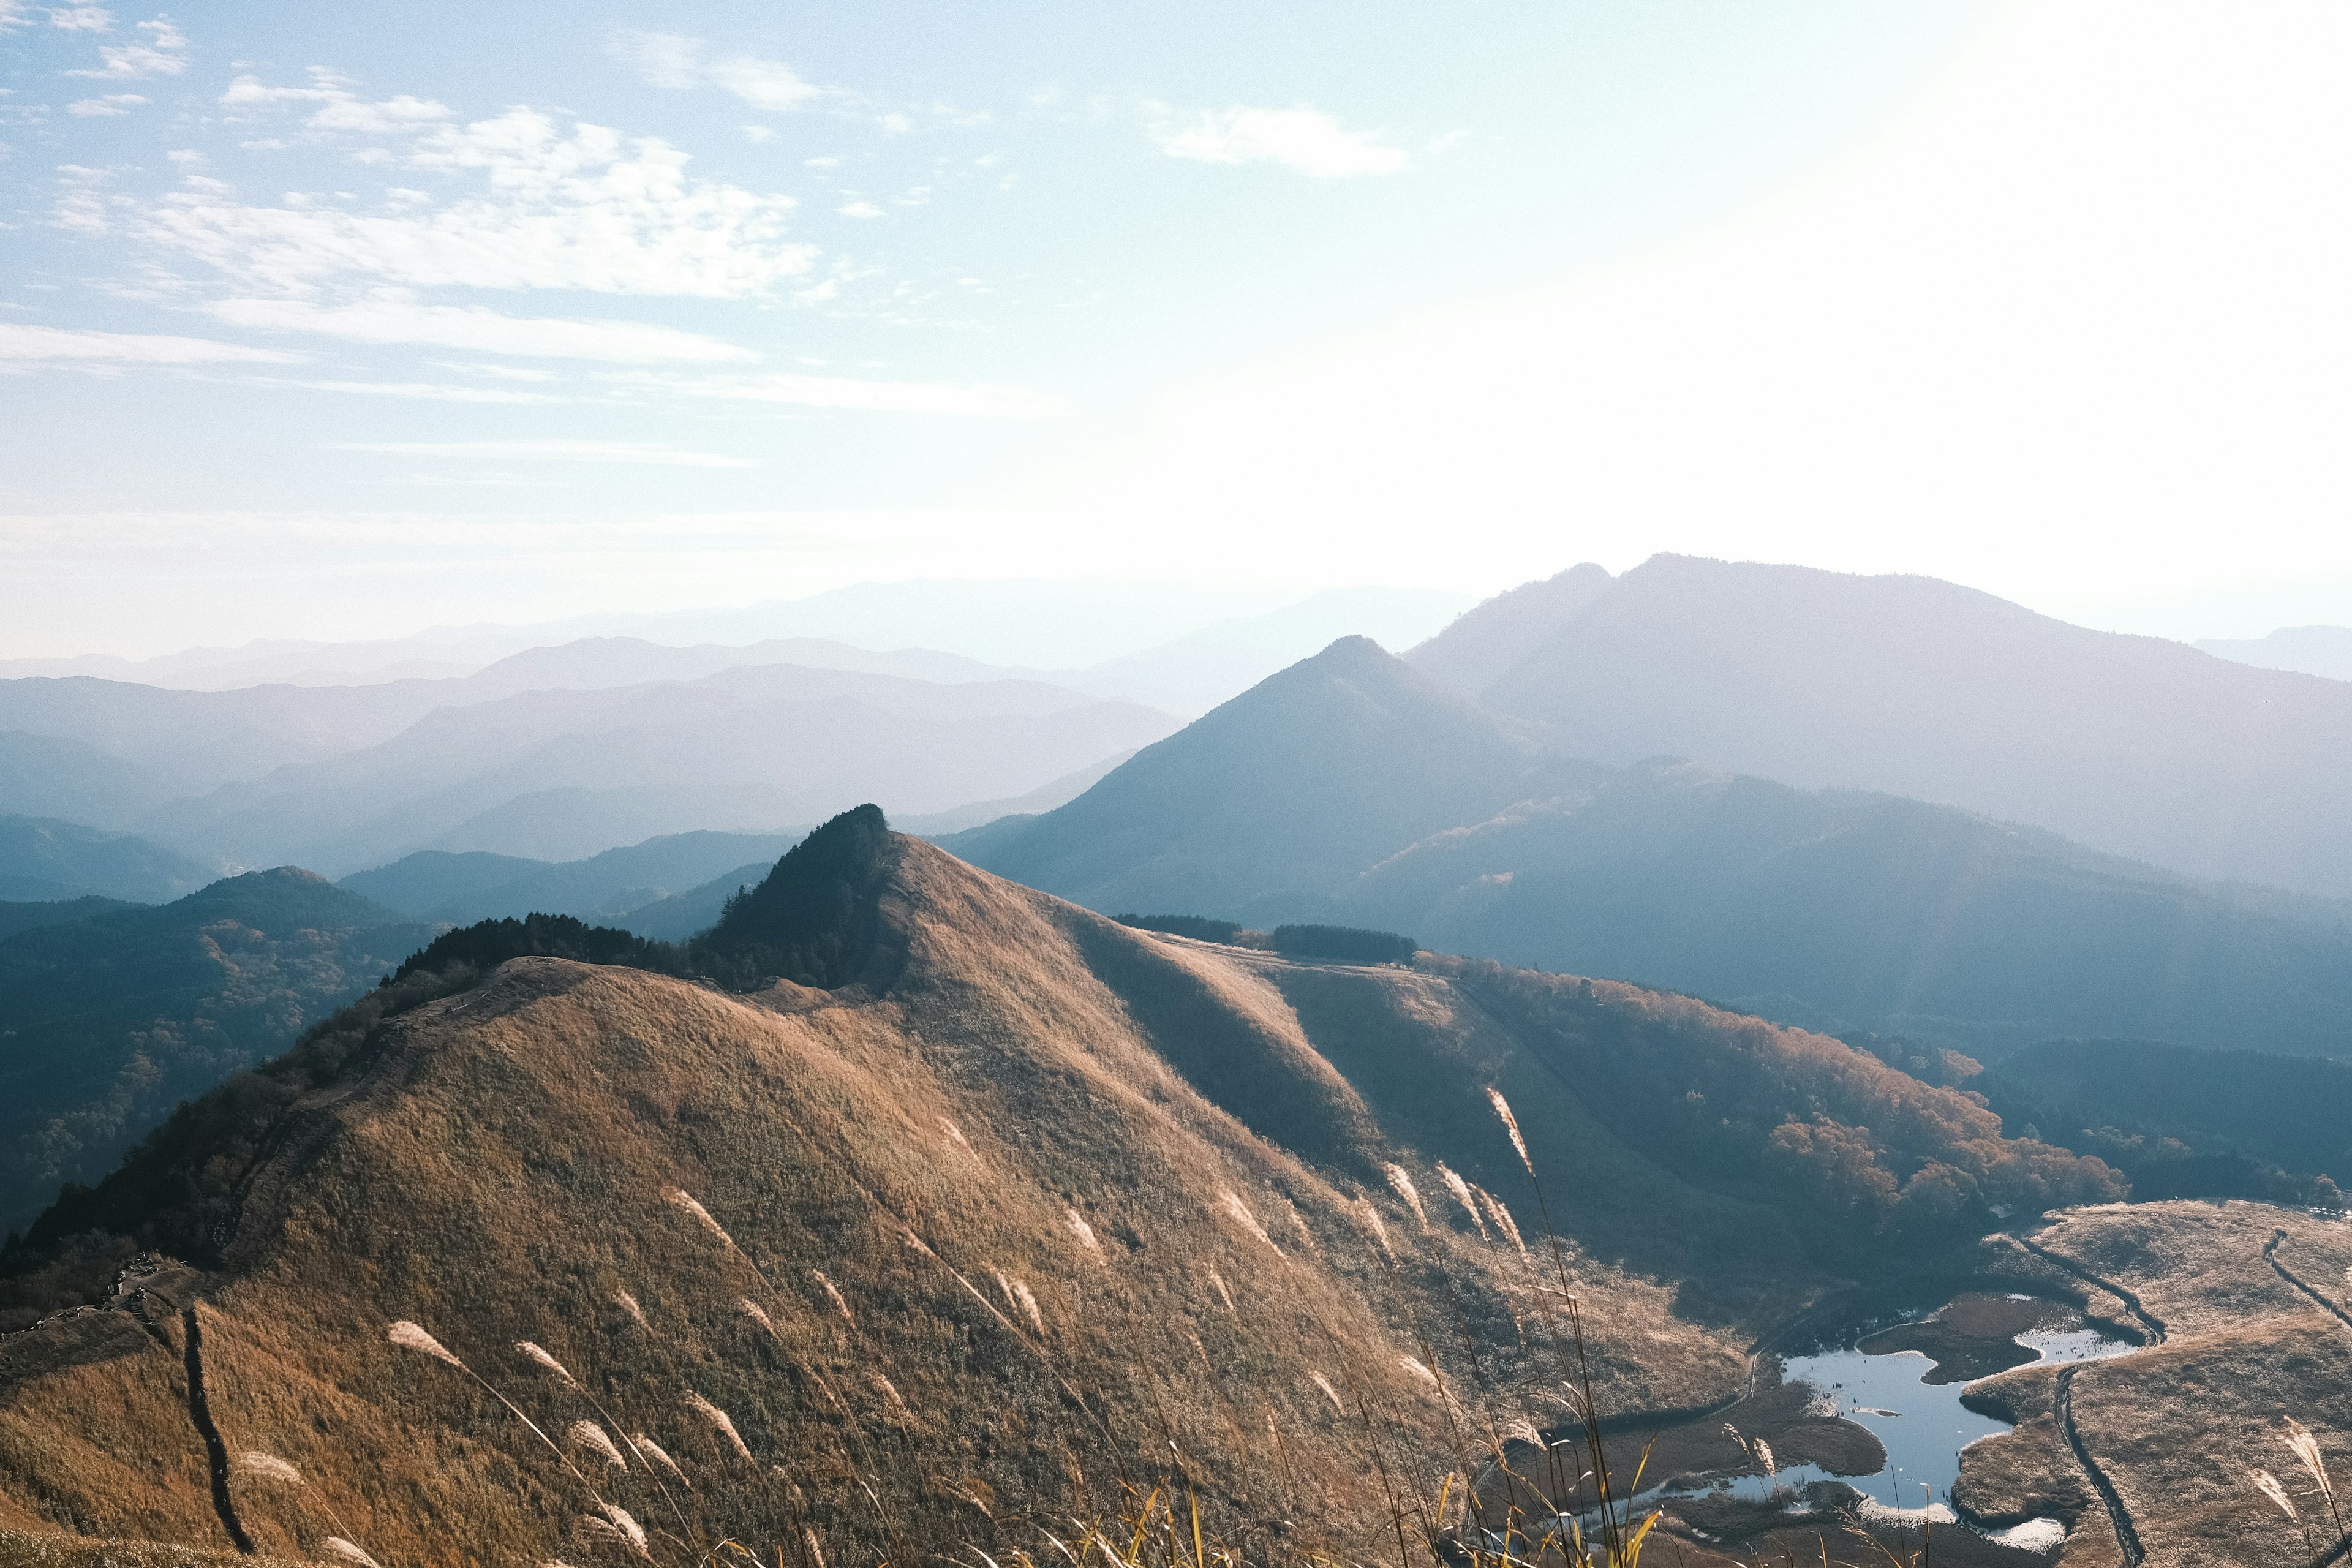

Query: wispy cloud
[218,71,451,134]
[255,377,566,404]
[836,200,883,219]
[616,369,1061,418]
[47,6,113,31]
[1149,104,1408,177]
[0,322,301,363]
[113,108,815,297]
[65,16,188,80]
[610,30,829,112]
[333,439,758,467]
[66,92,145,115]
[205,295,755,363]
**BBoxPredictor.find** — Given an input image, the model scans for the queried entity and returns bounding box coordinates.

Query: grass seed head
[568,1419,627,1469]
[812,1268,856,1327]
[2255,1468,2300,1521]
[613,1289,647,1329]
[665,1187,734,1248]
[1383,1163,1429,1231]
[1207,1265,1237,1314]
[1754,1438,1777,1477]
[1311,1373,1345,1415]
[387,1319,464,1370]
[687,1392,754,1461]
[2286,1418,2335,1501]
[804,1527,827,1568]
[1216,1186,1281,1254]
[1434,1163,1488,1238]
[938,1116,971,1152]
[1476,1188,1528,1256]
[741,1296,780,1340]
[322,1539,382,1568]
[235,1451,301,1485]
[1487,1087,1534,1176]
[1065,1207,1104,1261]
[1399,1356,1439,1388]
[516,1340,576,1385]
[586,1502,651,1559]
[1357,1196,1393,1259]
[634,1433,690,1488]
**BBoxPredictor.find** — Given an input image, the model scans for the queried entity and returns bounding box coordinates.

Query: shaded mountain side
[0,735,179,831]
[951,635,1585,916]
[0,897,140,943]
[0,814,214,903]
[616,861,771,941]
[1403,562,1615,696]
[2197,624,2352,682]
[0,834,2114,1562]
[0,870,432,1236]
[1332,758,2352,1058]
[1466,553,2352,897]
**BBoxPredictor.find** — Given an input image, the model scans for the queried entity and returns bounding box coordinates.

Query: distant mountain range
[1406,555,2352,899]
[0,813,217,902]
[2196,624,2352,682]
[339,829,807,928]
[0,868,431,1234]
[954,633,2352,1060]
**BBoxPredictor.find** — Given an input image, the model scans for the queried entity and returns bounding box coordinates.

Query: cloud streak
[0,323,303,363]
[65,16,188,79]
[1150,104,1408,177]
[205,295,756,363]
[610,30,830,112]
[333,440,758,467]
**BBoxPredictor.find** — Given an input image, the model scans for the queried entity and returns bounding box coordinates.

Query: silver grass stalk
[1207,1266,1237,1314]
[1434,1163,1488,1238]
[1398,1355,1440,1387]
[1311,1373,1345,1415]
[387,1320,463,1370]
[2255,1469,2300,1521]
[1065,1207,1104,1261]
[614,1289,647,1329]
[1487,1087,1535,1175]
[686,1392,753,1461]
[235,1451,301,1485]
[812,1268,856,1329]
[740,1297,780,1340]
[1477,1188,1529,1257]
[322,1540,382,1568]
[665,1187,734,1248]
[1383,1163,1430,1230]
[804,1526,827,1568]
[1754,1438,1777,1477]
[596,1501,649,1556]
[937,1116,971,1152]
[634,1433,690,1488]
[1216,1186,1281,1254]
[2287,1419,2337,1504]
[516,1340,577,1385]
[568,1420,626,1470]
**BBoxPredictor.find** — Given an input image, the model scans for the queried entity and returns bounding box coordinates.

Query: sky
[1,1,2348,655]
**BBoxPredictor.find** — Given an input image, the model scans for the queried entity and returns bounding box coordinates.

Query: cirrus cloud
[0,322,302,363]
[205,294,756,363]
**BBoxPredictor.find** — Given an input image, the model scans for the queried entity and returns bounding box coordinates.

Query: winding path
[179,1305,255,1555]
[2011,1234,2168,1346]
[2054,1364,2144,1567]
[2265,1229,2352,1332]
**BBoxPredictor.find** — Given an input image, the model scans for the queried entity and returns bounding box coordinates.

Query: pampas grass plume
[387,1320,464,1370]
[1434,1163,1488,1238]
[1754,1438,1777,1477]
[812,1268,856,1328]
[2286,1418,2335,1502]
[804,1526,827,1568]
[235,1451,301,1485]
[1398,1356,1439,1387]
[322,1539,382,1568]
[1487,1087,1534,1176]
[1216,1187,1281,1255]
[614,1289,647,1329]
[2255,1468,2299,1521]
[665,1187,734,1248]
[1065,1207,1103,1261]
[1311,1373,1344,1415]
[587,1501,650,1559]
[741,1297,780,1340]
[1207,1265,1237,1314]
[516,1340,576,1385]
[635,1433,690,1488]
[569,1419,627,1470]
[687,1392,753,1461]
[1383,1163,1428,1231]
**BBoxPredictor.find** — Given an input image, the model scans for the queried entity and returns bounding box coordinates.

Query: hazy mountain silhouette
[0,731,179,826]
[952,635,1580,916]
[0,813,216,902]
[342,829,809,925]
[0,868,429,1234]
[2196,624,2352,682]
[1404,562,1615,695]
[0,825,2116,1560]
[140,666,1178,873]
[959,636,2352,1061]
[1425,554,2352,897]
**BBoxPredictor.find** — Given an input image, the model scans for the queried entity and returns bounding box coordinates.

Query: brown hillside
[0,835,2113,1565]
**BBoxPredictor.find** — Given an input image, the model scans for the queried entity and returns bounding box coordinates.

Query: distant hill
[342,829,808,925]
[0,895,140,941]
[960,637,2352,1061]
[143,665,1181,873]
[0,731,179,826]
[0,827,2116,1560]
[1405,562,1615,696]
[0,813,216,902]
[1416,554,2352,898]
[950,635,1581,918]
[2196,624,2352,682]
[0,868,431,1234]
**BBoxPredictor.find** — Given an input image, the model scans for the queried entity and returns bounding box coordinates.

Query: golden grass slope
[1961,1201,2352,1567]
[0,837,2017,1564]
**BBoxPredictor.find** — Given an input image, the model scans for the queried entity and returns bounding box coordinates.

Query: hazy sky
[2,2,2346,654]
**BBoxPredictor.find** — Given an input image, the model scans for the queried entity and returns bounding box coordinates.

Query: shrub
[1270,923,1418,963]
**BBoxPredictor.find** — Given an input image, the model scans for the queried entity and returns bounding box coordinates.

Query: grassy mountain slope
[0,829,2114,1562]
[952,636,1583,917]
[1467,553,2352,898]
[0,816,214,903]
[0,870,431,1235]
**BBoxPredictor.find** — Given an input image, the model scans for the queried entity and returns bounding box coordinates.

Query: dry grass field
[0,834,2211,1567]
